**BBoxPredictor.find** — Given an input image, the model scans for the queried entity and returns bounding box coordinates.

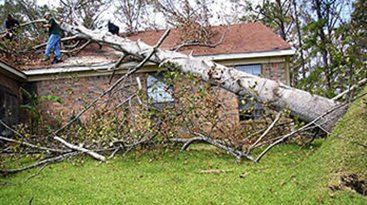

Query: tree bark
[57,22,345,132]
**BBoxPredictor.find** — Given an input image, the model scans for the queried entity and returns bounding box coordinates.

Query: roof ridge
[122,22,266,36]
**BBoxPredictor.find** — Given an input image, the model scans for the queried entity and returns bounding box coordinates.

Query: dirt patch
[329,174,366,196]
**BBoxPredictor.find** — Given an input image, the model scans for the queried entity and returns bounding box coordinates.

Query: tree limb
[54,20,344,132]
[332,78,367,101]
[1,152,80,175]
[0,136,69,153]
[247,111,282,153]
[255,101,350,162]
[53,136,106,161]
[171,133,255,162]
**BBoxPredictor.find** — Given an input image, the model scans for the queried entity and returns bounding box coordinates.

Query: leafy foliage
[20,88,63,134]
[241,0,366,98]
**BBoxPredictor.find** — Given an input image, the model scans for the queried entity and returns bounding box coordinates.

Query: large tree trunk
[59,22,346,132]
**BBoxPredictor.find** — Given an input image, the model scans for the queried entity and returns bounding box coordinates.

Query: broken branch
[332,78,367,101]
[172,133,255,162]
[0,136,69,153]
[1,152,80,175]
[247,112,282,153]
[53,136,106,161]
[255,102,349,162]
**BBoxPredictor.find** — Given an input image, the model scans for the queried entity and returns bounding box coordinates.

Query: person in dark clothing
[108,21,120,35]
[3,14,19,40]
[43,12,62,64]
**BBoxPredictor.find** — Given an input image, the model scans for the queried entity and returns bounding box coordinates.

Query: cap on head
[44,12,51,18]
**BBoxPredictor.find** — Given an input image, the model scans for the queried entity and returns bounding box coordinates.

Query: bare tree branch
[332,78,367,101]
[255,101,350,162]
[0,136,69,153]
[247,111,282,153]
[1,152,80,175]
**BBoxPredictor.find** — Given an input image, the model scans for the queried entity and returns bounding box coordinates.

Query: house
[0,22,294,133]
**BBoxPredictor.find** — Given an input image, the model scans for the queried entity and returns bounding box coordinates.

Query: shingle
[127,22,291,56]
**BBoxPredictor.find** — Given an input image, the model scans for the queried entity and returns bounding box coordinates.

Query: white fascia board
[196,49,295,61]
[24,49,295,78]
[24,61,156,77]
[24,62,116,76]
[0,61,27,81]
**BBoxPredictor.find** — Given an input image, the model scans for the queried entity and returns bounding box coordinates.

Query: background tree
[59,0,112,29]
[150,0,216,45]
[241,0,294,41]
[240,0,365,98]
[114,0,149,34]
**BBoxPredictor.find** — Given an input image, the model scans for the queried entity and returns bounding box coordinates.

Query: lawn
[1,87,366,205]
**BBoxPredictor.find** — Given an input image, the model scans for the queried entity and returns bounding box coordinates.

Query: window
[235,64,263,120]
[147,73,174,104]
[235,64,262,76]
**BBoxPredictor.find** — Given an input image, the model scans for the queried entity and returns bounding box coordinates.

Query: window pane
[235,64,261,76]
[235,64,263,120]
[147,74,174,103]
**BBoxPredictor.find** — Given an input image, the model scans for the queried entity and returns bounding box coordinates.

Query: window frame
[234,64,263,120]
[235,64,262,76]
[146,72,175,105]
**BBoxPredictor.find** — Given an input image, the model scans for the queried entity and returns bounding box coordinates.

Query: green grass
[1,88,366,204]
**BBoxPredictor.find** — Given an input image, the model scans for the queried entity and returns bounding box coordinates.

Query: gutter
[197,49,295,61]
[23,49,295,81]
[0,61,27,81]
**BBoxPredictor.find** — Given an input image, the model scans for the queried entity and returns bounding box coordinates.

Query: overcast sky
[24,0,250,30]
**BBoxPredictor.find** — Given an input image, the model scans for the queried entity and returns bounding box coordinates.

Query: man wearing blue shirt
[43,12,62,64]
[3,14,19,40]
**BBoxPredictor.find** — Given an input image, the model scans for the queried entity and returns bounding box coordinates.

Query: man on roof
[3,14,20,40]
[43,12,62,64]
[108,21,120,36]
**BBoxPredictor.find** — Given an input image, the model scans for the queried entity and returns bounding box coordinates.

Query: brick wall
[36,74,145,125]
[34,62,287,132]
[261,62,287,83]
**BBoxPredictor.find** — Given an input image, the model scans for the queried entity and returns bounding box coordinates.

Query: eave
[0,61,27,82]
[23,49,295,82]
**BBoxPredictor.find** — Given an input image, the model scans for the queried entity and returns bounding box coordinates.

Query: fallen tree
[0,18,357,174]
[1,18,346,132]
[58,21,345,133]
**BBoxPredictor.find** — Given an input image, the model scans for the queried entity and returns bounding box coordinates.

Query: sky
[28,0,250,30]
[37,0,60,7]
[1,0,353,31]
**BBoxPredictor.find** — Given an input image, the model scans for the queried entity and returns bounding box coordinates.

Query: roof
[1,22,293,72]
[128,22,291,56]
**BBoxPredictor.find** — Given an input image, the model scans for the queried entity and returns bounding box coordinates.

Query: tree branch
[332,78,367,101]
[0,136,69,153]
[255,101,350,162]
[53,136,105,161]
[247,111,282,153]
[1,152,80,175]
